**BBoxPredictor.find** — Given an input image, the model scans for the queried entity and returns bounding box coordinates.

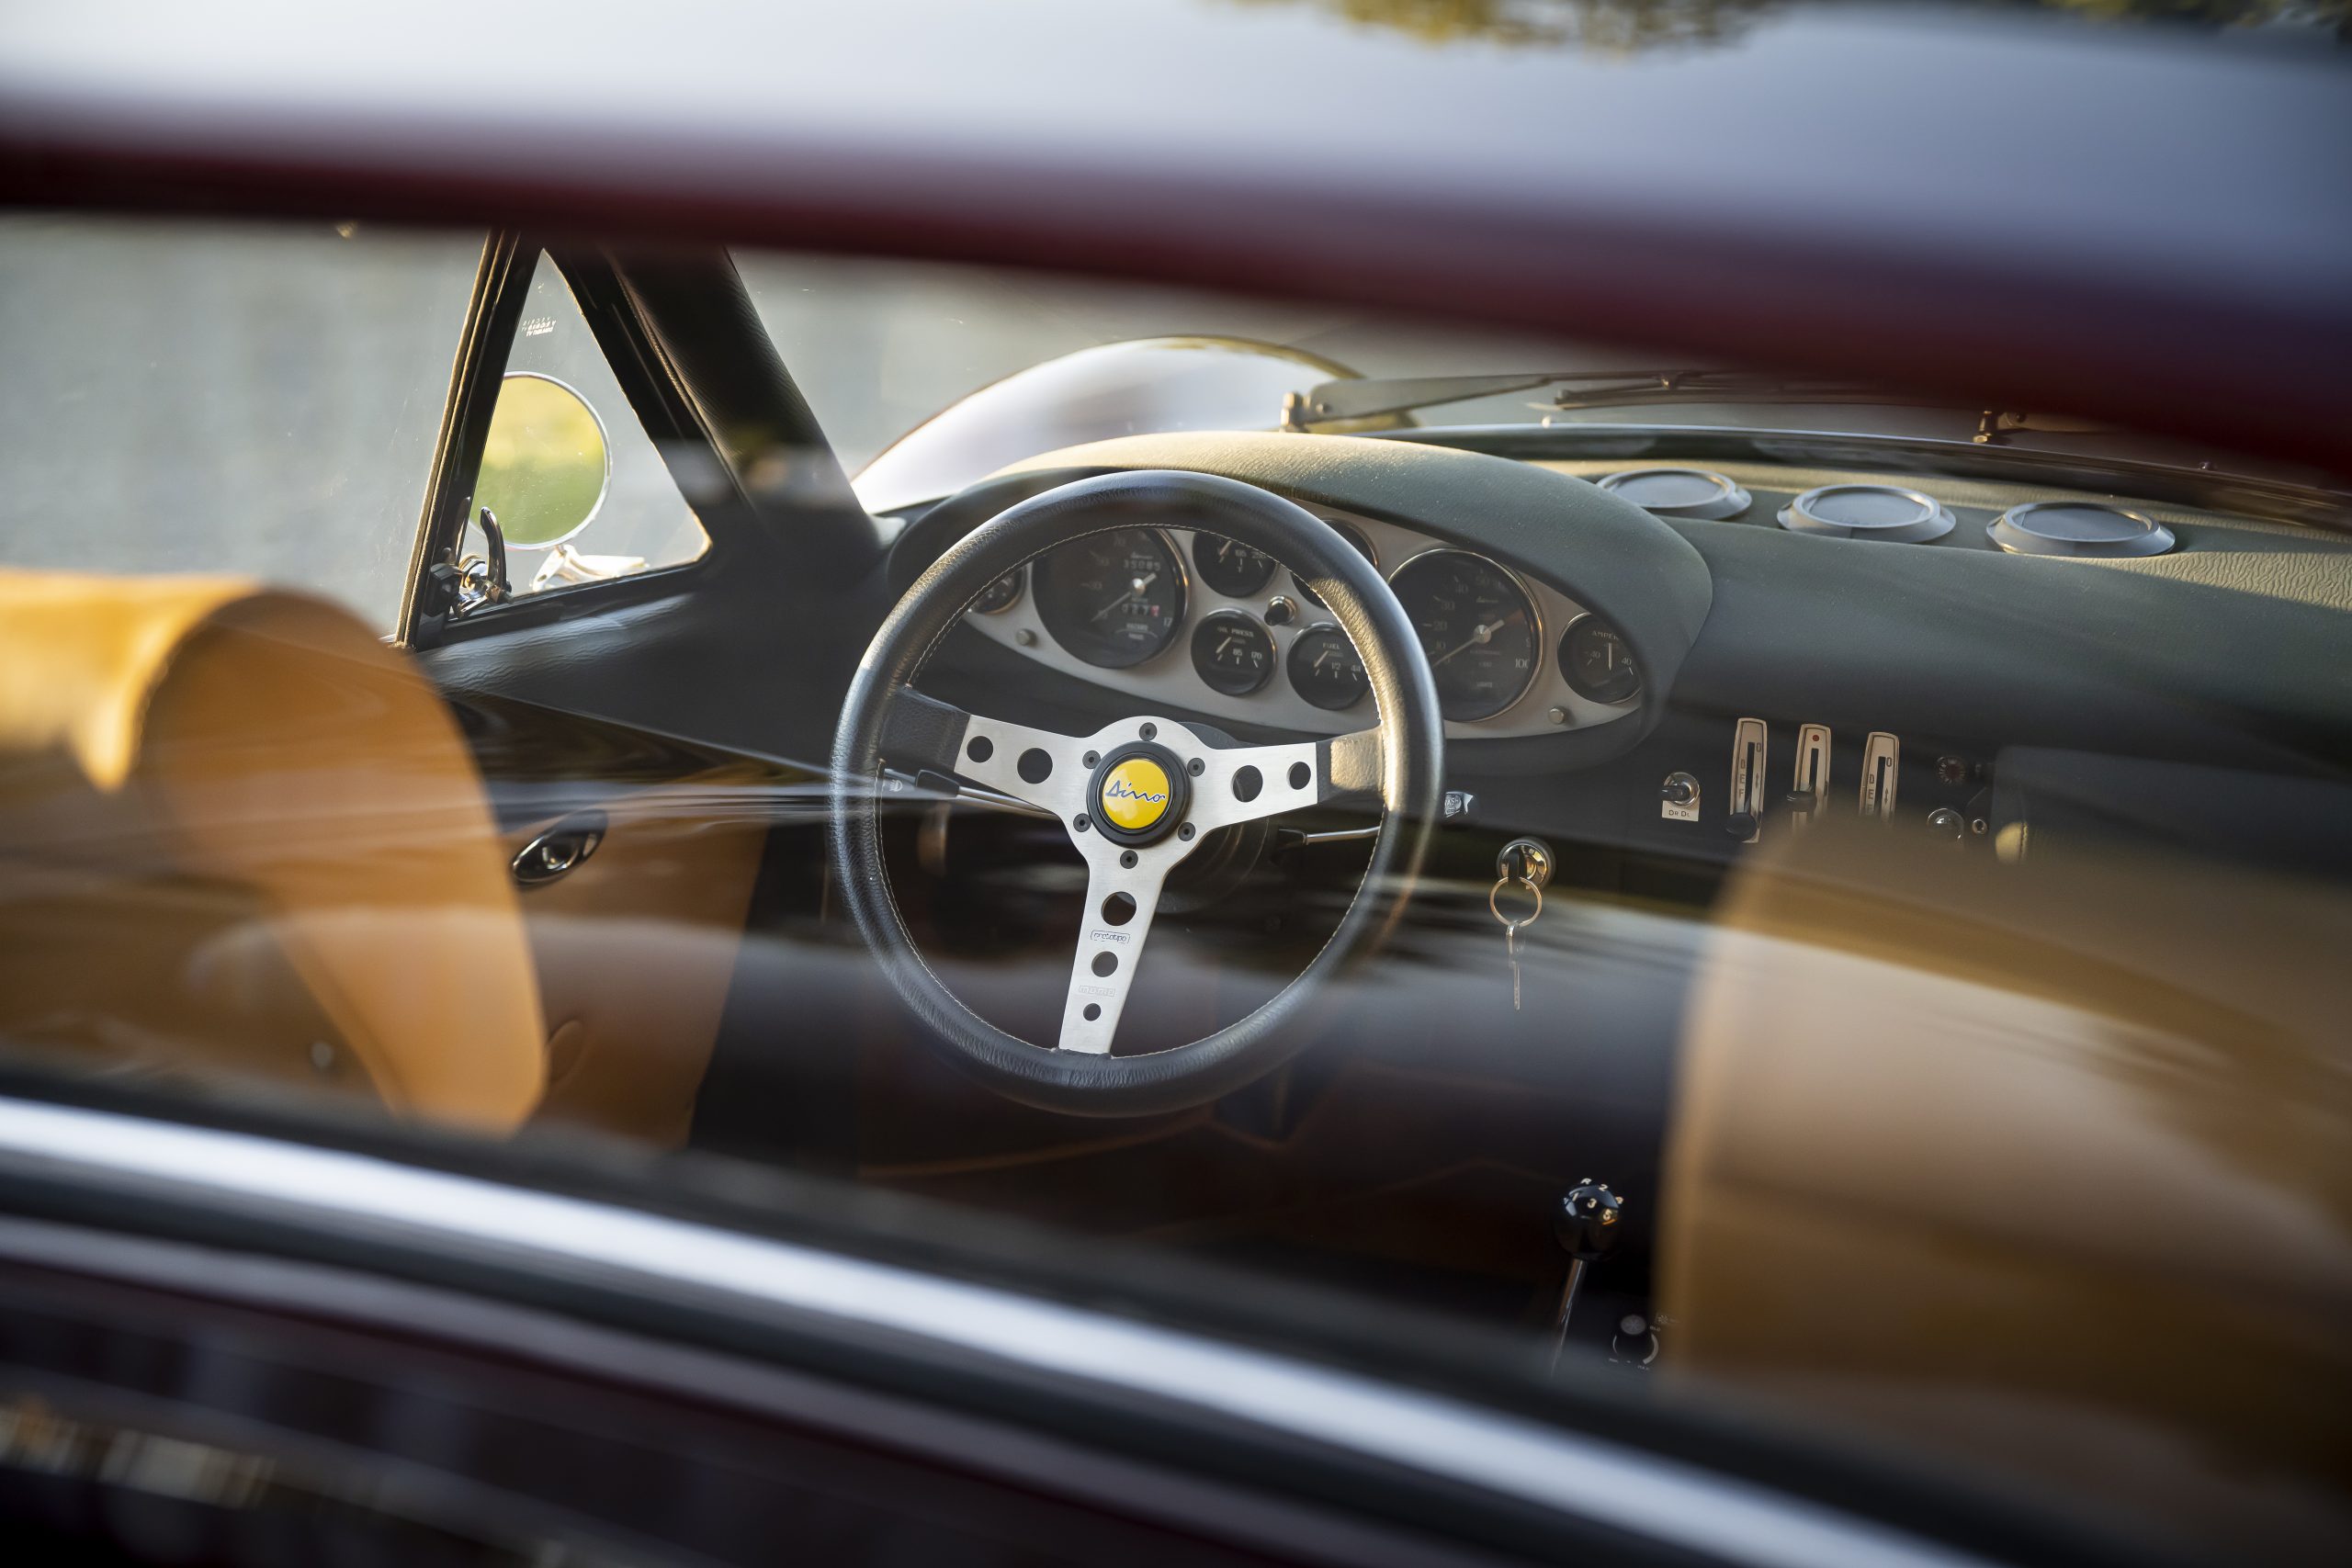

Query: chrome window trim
[0,1096,1988,1568]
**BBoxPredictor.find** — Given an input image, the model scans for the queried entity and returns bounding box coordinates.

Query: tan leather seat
[1663,820,2352,1558]
[0,570,545,1131]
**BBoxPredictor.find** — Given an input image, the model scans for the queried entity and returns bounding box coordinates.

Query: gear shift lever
[1549,1179,1623,1372]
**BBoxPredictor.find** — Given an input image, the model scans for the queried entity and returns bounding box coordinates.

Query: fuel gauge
[1286,625,1368,711]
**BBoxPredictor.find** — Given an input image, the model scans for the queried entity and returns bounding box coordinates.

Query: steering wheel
[830,470,1444,1117]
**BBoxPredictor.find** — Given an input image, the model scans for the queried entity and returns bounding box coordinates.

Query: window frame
[401,240,752,650]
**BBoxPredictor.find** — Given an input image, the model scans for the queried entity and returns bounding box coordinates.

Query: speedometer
[1034,528,1187,669]
[1387,550,1539,722]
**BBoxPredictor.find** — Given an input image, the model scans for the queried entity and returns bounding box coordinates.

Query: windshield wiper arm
[1278,368,1929,430]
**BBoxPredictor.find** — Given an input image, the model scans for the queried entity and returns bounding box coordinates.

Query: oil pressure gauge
[1191,611,1276,695]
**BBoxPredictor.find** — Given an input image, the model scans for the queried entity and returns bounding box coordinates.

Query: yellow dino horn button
[1099,757,1172,832]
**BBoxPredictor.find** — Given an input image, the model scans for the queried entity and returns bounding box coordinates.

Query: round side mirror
[476,372,611,549]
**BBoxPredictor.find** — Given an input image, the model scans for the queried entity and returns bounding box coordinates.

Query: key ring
[1488,873,1543,931]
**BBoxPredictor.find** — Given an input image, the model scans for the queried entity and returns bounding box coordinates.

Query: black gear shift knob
[1553,1179,1623,1262]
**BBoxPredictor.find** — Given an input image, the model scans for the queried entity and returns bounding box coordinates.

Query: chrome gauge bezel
[1385,547,1544,724]
[1558,611,1642,705]
[1284,623,1370,712]
[1191,533,1281,597]
[1191,608,1278,696]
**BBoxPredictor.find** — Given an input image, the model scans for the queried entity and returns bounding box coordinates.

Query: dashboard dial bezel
[1385,547,1544,723]
[1191,609,1278,695]
[1192,534,1280,597]
[1284,623,1370,712]
[1559,611,1642,704]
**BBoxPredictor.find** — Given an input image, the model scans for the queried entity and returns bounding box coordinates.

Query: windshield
[736,253,2315,502]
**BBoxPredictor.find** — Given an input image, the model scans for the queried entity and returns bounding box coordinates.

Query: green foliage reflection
[1220,0,2348,51]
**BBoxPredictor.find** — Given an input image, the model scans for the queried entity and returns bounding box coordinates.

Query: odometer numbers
[1034,528,1187,669]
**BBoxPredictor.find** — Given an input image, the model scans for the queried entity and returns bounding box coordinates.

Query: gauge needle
[1091,572,1158,622]
[1431,618,1505,667]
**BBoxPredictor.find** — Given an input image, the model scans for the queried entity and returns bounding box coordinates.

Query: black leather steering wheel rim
[829,469,1445,1117]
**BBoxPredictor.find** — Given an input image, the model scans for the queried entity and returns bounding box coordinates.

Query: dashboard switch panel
[1860,731,1901,820]
[1729,718,1768,842]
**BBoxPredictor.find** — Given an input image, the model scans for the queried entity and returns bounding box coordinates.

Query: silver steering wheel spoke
[944,711,1095,819]
[943,711,1384,1055]
[1057,837,1182,1053]
[1189,726,1382,832]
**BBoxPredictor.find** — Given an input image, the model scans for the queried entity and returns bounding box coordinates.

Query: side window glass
[0,214,483,629]
[473,254,708,596]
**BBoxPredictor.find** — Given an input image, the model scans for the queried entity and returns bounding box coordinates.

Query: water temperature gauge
[1191,611,1276,695]
[1561,613,1640,704]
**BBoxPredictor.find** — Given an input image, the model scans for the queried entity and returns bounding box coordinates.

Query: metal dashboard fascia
[956,504,1640,742]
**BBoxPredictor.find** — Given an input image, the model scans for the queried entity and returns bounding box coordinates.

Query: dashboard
[956,507,1644,739]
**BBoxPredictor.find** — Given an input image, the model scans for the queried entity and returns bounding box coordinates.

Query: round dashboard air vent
[1596,467,1751,520]
[1777,483,1955,544]
[1987,501,2176,558]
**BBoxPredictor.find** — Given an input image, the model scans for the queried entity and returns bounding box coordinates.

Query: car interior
[1,237,2347,1560]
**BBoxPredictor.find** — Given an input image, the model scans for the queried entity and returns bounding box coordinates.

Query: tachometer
[1192,611,1276,695]
[1388,550,1539,722]
[1285,625,1367,711]
[1193,535,1277,597]
[1561,613,1640,704]
[1034,528,1186,668]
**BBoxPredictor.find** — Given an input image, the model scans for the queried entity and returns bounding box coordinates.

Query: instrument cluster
[959,509,1641,739]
